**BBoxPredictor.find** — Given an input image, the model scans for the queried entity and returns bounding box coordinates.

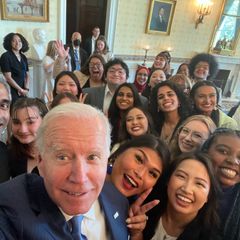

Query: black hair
[109,134,170,174]
[118,106,157,142]
[53,71,82,99]
[80,53,106,79]
[108,83,142,146]
[202,128,240,152]
[189,53,218,80]
[149,81,191,133]
[144,151,220,239]
[104,58,129,79]
[190,81,220,126]
[3,32,29,52]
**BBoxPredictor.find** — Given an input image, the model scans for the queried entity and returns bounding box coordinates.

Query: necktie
[74,49,81,71]
[69,215,88,240]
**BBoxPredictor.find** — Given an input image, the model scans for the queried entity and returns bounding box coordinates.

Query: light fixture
[195,0,213,29]
[142,46,150,66]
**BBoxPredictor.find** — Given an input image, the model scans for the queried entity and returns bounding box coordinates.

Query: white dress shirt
[103,84,114,116]
[62,200,109,240]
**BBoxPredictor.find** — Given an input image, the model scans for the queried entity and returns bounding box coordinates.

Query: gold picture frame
[209,0,240,56]
[146,0,176,35]
[1,0,49,22]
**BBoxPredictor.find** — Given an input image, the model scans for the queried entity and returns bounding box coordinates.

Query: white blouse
[151,218,177,240]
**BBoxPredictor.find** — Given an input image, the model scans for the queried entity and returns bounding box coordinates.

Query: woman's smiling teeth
[220,167,238,178]
[124,174,138,188]
[176,194,193,203]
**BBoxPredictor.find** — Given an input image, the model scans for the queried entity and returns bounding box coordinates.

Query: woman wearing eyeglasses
[74,53,106,88]
[170,115,216,160]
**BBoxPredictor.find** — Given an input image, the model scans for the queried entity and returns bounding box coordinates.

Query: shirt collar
[60,200,99,221]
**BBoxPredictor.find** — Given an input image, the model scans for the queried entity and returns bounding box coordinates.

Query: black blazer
[0,142,10,183]
[65,44,89,71]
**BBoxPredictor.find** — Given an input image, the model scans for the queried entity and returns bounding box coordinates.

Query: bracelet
[24,88,29,91]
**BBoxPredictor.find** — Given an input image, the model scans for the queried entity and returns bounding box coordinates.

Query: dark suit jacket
[65,44,89,71]
[150,16,167,32]
[0,174,129,240]
[83,85,148,112]
[0,142,10,183]
[84,37,95,56]
[83,86,106,111]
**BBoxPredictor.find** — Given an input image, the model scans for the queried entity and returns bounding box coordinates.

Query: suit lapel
[27,175,72,239]
[99,181,129,240]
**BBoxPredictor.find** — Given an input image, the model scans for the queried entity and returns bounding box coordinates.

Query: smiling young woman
[202,128,240,240]
[149,81,191,145]
[143,152,221,240]
[190,81,238,129]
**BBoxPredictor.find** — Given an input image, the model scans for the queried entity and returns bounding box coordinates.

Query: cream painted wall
[114,0,240,58]
[0,0,59,57]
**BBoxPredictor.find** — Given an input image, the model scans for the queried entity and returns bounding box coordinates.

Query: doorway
[66,0,108,44]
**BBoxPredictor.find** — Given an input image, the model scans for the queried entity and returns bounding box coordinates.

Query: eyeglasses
[89,63,102,69]
[180,127,207,142]
[108,68,126,75]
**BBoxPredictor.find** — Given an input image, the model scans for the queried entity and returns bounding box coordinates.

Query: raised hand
[79,93,88,103]
[126,188,160,239]
[55,40,69,60]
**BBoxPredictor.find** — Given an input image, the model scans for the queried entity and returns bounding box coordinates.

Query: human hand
[79,93,88,103]
[18,89,28,96]
[126,188,160,237]
[55,40,69,59]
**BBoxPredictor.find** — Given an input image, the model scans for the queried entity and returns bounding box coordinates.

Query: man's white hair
[36,103,111,155]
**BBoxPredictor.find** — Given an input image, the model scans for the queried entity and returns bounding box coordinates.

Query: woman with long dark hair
[149,81,191,144]
[190,81,238,129]
[108,83,142,146]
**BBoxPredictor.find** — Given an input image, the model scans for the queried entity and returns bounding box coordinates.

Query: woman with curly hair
[202,128,240,240]
[149,81,191,144]
[0,33,30,103]
[188,53,218,85]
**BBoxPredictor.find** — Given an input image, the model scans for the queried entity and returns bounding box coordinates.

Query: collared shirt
[151,218,177,240]
[103,84,114,116]
[73,47,80,61]
[91,36,97,54]
[62,200,108,240]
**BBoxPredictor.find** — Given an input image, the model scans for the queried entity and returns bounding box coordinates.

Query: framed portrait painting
[1,0,49,22]
[146,0,176,35]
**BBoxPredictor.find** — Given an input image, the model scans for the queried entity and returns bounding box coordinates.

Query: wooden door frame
[58,0,118,51]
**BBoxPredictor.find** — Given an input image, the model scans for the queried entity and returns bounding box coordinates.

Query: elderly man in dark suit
[0,103,130,239]
[66,32,89,71]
